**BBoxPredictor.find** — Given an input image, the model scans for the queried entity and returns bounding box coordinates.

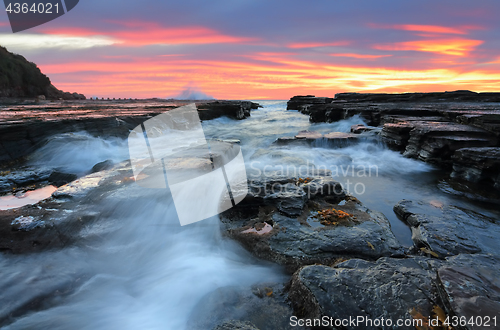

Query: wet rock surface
[451,147,500,190]
[386,120,496,165]
[0,168,52,194]
[394,199,500,258]
[197,100,260,120]
[281,194,500,330]
[288,253,500,330]
[0,254,89,327]
[436,254,500,327]
[0,167,79,196]
[437,178,500,204]
[289,257,436,330]
[0,161,135,253]
[220,171,403,271]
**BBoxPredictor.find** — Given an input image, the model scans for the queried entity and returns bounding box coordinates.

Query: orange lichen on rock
[315,208,354,226]
[297,177,312,184]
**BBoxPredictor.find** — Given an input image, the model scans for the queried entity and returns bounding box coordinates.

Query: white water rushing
[1,188,284,329]
[2,101,489,329]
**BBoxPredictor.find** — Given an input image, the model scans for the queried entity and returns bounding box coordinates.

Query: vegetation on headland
[0,45,85,100]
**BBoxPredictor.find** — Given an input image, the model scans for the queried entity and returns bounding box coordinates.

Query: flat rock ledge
[0,100,260,164]
[286,93,500,194]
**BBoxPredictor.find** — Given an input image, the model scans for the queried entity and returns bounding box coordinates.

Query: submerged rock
[437,179,500,204]
[275,131,371,149]
[90,160,115,173]
[0,256,89,327]
[189,284,296,330]
[220,172,403,271]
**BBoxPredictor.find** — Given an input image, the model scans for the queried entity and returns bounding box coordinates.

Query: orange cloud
[330,53,392,59]
[374,39,483,56]
[42,23,255,46]
[287,41,350,49]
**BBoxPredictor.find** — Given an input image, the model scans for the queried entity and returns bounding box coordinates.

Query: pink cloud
[287,41,350,49]
[42,21,256,46]
[330,53,392,59]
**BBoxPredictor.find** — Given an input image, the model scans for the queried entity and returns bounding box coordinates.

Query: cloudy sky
[1,0,499,99]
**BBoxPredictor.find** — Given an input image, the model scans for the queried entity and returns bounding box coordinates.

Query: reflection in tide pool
[0,185,57,210]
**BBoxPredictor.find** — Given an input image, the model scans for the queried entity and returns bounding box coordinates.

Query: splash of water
[29,132,129,175]
[170,84,214,100]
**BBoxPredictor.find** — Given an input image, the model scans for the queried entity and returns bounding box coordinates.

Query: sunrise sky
[1,0,499,99]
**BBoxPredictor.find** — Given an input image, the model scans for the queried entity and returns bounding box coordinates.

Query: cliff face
[0,46,85,100]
